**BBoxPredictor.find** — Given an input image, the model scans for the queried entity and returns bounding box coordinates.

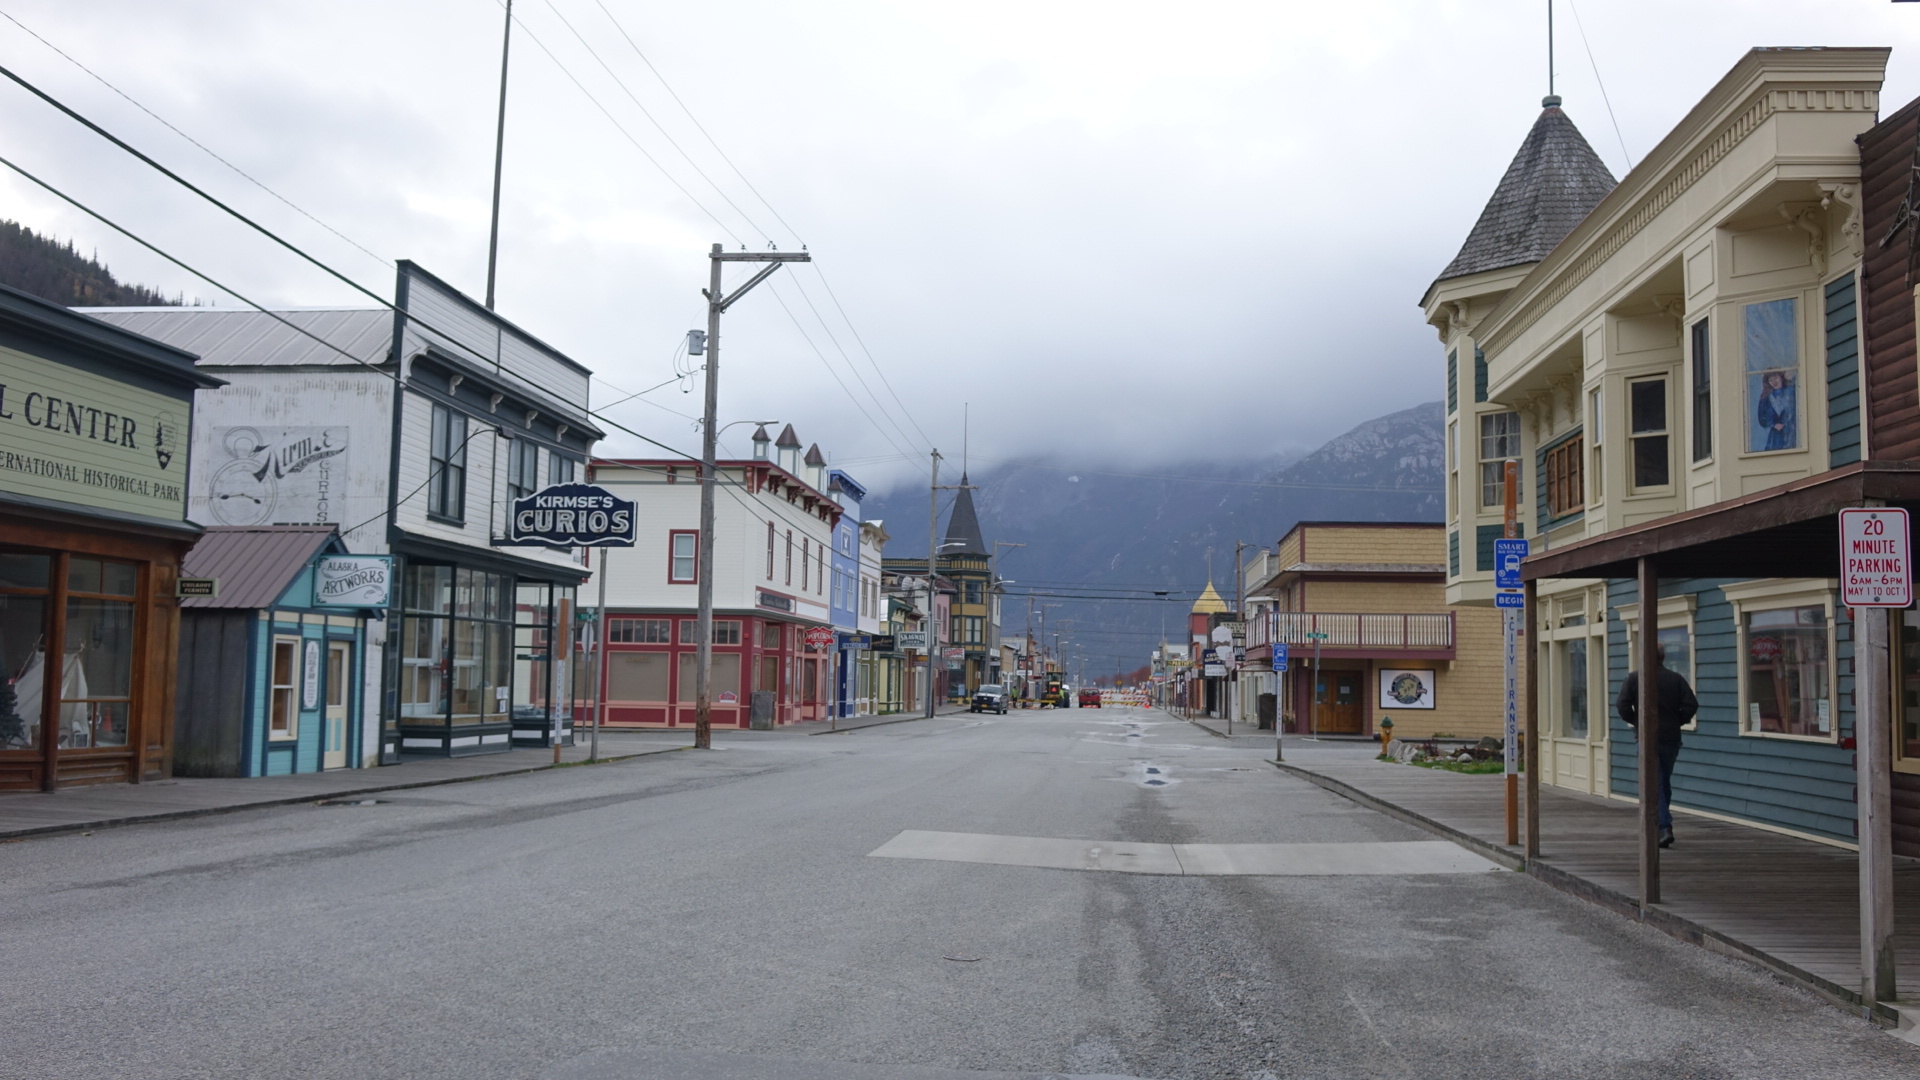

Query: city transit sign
[1839,507,1911,608]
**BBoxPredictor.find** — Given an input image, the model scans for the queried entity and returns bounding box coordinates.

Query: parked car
[971,685,1009,714]
[1077,688,1102,708]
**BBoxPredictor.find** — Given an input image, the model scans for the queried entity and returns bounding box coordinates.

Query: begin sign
[1839,507,1912,608]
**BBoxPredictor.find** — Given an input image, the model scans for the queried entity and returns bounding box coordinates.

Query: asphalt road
[3,706,1914,1080]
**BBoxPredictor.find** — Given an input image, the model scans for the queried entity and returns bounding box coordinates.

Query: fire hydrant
[1379,716,1393,758]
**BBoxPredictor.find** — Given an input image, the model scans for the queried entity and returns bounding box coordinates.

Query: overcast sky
[6,2,1920,491]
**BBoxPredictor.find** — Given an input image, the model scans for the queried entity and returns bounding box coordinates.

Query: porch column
[1856,602,1897,1006]
[1524,577,1540,860]
[1636,557,1661,909]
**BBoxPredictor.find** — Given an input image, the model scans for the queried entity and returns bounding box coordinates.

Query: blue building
[828,469,866,718]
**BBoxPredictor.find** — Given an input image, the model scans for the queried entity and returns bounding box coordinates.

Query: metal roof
[77,307,392,369]
[1432,103,1617,285]
[179,525,342,609]
[0,285,222,389]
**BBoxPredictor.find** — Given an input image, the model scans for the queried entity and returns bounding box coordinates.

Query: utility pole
[694,244,810,750]
[484,0,513,310]
[925,448,940,718]
[1232,538,1246,733]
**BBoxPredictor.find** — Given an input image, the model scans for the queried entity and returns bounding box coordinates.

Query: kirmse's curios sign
[502,484,636,547]
[1839,507,1911,608]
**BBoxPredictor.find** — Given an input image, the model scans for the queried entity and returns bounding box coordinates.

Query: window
[1691,317,1712,461]
[1588,387,1604,502]
[60,557,137,748]
[508,438,539,503]
[669,531,698,584]
[1744,298,1799,452]
[607,653,668,701]
[1628,378,1669,489]
[951,615,984,644]
[608,618,671,644]
[963,580,985,605]
[679,619,741,645]
[400,565,510,727]
[1743,605,1830,737]
[801,538,810,590]
[761,622,783,649]
[766,521,776,580]
[1543,437,1583,520]
[1896,612,1920,770]
[785,531,793,585]
[817,547,825,594]
[270,638,299,740]
[1563,638,1587,738]
[427,404,468,520]
[677,652,741,702]
[550,454,576,486]
[1478,411,1521,507]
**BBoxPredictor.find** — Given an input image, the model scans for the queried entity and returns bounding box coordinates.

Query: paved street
[4,706,1915,1080]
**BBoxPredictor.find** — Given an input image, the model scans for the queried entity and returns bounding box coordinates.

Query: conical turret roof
[775,423,801,449]
[803,444,825,467]
[1433,100,1617,285]
[1190,581,1228,615]
[940,474,989,557]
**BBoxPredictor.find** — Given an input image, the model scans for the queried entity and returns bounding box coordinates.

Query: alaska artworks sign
[0,345,189,521]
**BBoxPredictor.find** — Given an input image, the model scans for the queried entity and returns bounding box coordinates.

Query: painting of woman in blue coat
[1754,370,1796,451]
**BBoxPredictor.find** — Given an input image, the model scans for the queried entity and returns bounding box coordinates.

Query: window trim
[1690,316,1712,463]
[1478,410,1522,509]
[1721,579,1838,744]
[1625,375,1672,494]
[668,530,699,585]
[507,437,540,504]
[426,403,469,524]
[1587,385,1605,507]
[1739,295,1804,459]
[1615,593,1699,733]
[269,636,301,741]
[1542,433,1584,522]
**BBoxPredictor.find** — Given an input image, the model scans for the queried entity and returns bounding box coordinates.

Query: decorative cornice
[1484,85,1876,358]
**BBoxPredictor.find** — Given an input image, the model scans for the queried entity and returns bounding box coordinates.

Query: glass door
[324,641,351,769]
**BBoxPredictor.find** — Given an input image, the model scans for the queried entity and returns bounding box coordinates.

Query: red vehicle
[1077,689,1102,708]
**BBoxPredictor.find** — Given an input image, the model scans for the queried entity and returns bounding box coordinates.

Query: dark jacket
[1615,667,1697,745]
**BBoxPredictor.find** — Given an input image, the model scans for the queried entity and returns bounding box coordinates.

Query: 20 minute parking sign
[1839,507,1912,608]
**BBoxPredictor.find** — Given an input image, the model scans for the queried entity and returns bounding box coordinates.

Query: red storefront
[597,611,830,728]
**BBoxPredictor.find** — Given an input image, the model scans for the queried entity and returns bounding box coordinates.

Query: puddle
[319,798,385,807]
[1116,762,1178,788]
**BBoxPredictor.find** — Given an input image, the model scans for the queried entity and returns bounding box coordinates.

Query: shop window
[428,404,468,521]
[609,618,670,644]
[1628,378,1669,489]
[669,531,698,584]
[400,564,509,726]
[607,652,668,701]
[1691,317,1712,461]
[677,652,741,702]
[0,556,49,751]
[1479,411,1521,507]
[760,622,783,650]
[1898,611,1920,770]
[1743,605,1830,738]
[757,655,779,693]
[678,620,741,645]
[508,439,539,503]
[61,559,136,749]
[1561,638,1588,738]
[1744,298,1798,453]
[1543,437,1583,519]
[269,638,299,741]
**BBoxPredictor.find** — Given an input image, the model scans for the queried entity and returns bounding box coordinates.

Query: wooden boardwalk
[1277,745,1920,1018]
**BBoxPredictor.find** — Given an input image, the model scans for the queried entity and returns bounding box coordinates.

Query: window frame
[1618,594,1699,734]
[1543,435,1584,521]
[668,530,699,585]
[1587,386,1605,506]
[426,403,468,523]
[1626,376,1671,493]
[1478,411,1522,508]
[1690,316,1712,463]
[269,636,300,741]
[1741,296,1802,457]
[549,453,576,487]
[1723,580,1838,744]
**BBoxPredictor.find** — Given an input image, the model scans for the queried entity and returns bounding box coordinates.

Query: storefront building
[0,285,221,790]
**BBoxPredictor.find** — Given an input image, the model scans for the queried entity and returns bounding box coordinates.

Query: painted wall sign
[757,590,794,613]
[312,555,393,608]
[502,483,636,547]
[206,426,347,526]
[1839,507,1912,607]
[1378,668,1436,709]
[301,639,321,710]
[0,344,191,521]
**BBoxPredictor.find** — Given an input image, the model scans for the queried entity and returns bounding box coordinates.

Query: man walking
[1615,643,1698,848]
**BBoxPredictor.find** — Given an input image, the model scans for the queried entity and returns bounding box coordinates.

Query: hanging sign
[301,639,321,710]
[312,555,391,607]
[1839,507,1912,607]
[804,627,836,648]
[500,483,636,547]
[897,630,929,651]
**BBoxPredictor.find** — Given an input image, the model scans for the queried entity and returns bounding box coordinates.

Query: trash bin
[749,690,775,731]
[1257,692,1277,731]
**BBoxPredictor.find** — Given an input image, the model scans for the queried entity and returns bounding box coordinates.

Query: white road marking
[867,830,1501,876]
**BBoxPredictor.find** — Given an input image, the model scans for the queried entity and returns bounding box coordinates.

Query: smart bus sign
[1839,507,1912,608]
[501,483,636,547]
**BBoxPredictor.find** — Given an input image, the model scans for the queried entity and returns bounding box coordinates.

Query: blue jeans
[1656,742,1680,830]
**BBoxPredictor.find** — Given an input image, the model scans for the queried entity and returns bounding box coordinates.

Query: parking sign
[1839,507,1912,607]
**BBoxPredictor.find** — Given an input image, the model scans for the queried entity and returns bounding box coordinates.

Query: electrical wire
[1565,0,1632,171]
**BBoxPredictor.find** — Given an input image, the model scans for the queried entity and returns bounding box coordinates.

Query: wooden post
[1503,459,1519,846]
[1636,556,1660,909]
[1856,602,1897,1006]
[1524,576,1540,860]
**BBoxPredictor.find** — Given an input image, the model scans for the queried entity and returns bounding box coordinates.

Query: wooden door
[323,642,350,770]
[1314,668,1364,734]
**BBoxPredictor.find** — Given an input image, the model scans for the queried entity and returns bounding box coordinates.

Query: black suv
[970,685,1009,714]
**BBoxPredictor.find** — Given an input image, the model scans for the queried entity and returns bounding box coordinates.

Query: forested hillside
[0,219,177,307]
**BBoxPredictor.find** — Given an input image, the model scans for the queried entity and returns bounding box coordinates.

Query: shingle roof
[940,475,989,557]
[179,526,341,609]
[1434,102,1618,285]
[78,307,392,368]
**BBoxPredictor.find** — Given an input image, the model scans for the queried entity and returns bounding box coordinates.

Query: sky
[5,1,1920,493]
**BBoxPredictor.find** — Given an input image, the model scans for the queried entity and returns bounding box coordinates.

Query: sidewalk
[1275,745,1920,1026]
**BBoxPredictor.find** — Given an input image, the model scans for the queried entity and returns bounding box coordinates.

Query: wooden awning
[1521,460,1920,581]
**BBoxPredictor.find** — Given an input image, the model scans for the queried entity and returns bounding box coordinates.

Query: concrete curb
[809,715,930,735]
[1271,759,1901,1026]
[0,745,691,843]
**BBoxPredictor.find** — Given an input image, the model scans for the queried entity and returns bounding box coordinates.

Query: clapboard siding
[1607,577,1859,844]
[1825,272,1861,466]
[399,272,591,415]
[1860,98,1920,460]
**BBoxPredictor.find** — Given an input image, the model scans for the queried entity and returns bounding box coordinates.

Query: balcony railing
[1267,612,1454,651]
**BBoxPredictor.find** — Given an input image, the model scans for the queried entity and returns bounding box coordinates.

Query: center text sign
[503,484,636,548]
[1840,507,1912,607]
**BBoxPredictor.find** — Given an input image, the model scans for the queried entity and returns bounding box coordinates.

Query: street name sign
[1839,507,1912,607]
[500,483,637,547]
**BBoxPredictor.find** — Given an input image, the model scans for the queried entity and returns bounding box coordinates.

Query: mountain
[861,401,1444,682]
[0,220,179,307]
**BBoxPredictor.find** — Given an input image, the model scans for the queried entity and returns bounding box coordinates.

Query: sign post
[1839,505,1909,1006]
[1498,460,1522,846]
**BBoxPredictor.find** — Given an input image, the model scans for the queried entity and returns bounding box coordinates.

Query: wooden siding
[1605,577,1859,845]
[400,271,591,411]
[1859,97,1920,460]
[1447,529,1459,577]
[1303,579,1445,615]
[1472,346,1487,403]
[1824,272,1861,467]
[1301,524,1443,565]
[173,611,253,777]
[1473,522,1523,571]
[1446,349,1457,414]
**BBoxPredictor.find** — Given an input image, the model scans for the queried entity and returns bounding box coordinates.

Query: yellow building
[1247,521,1514,741]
